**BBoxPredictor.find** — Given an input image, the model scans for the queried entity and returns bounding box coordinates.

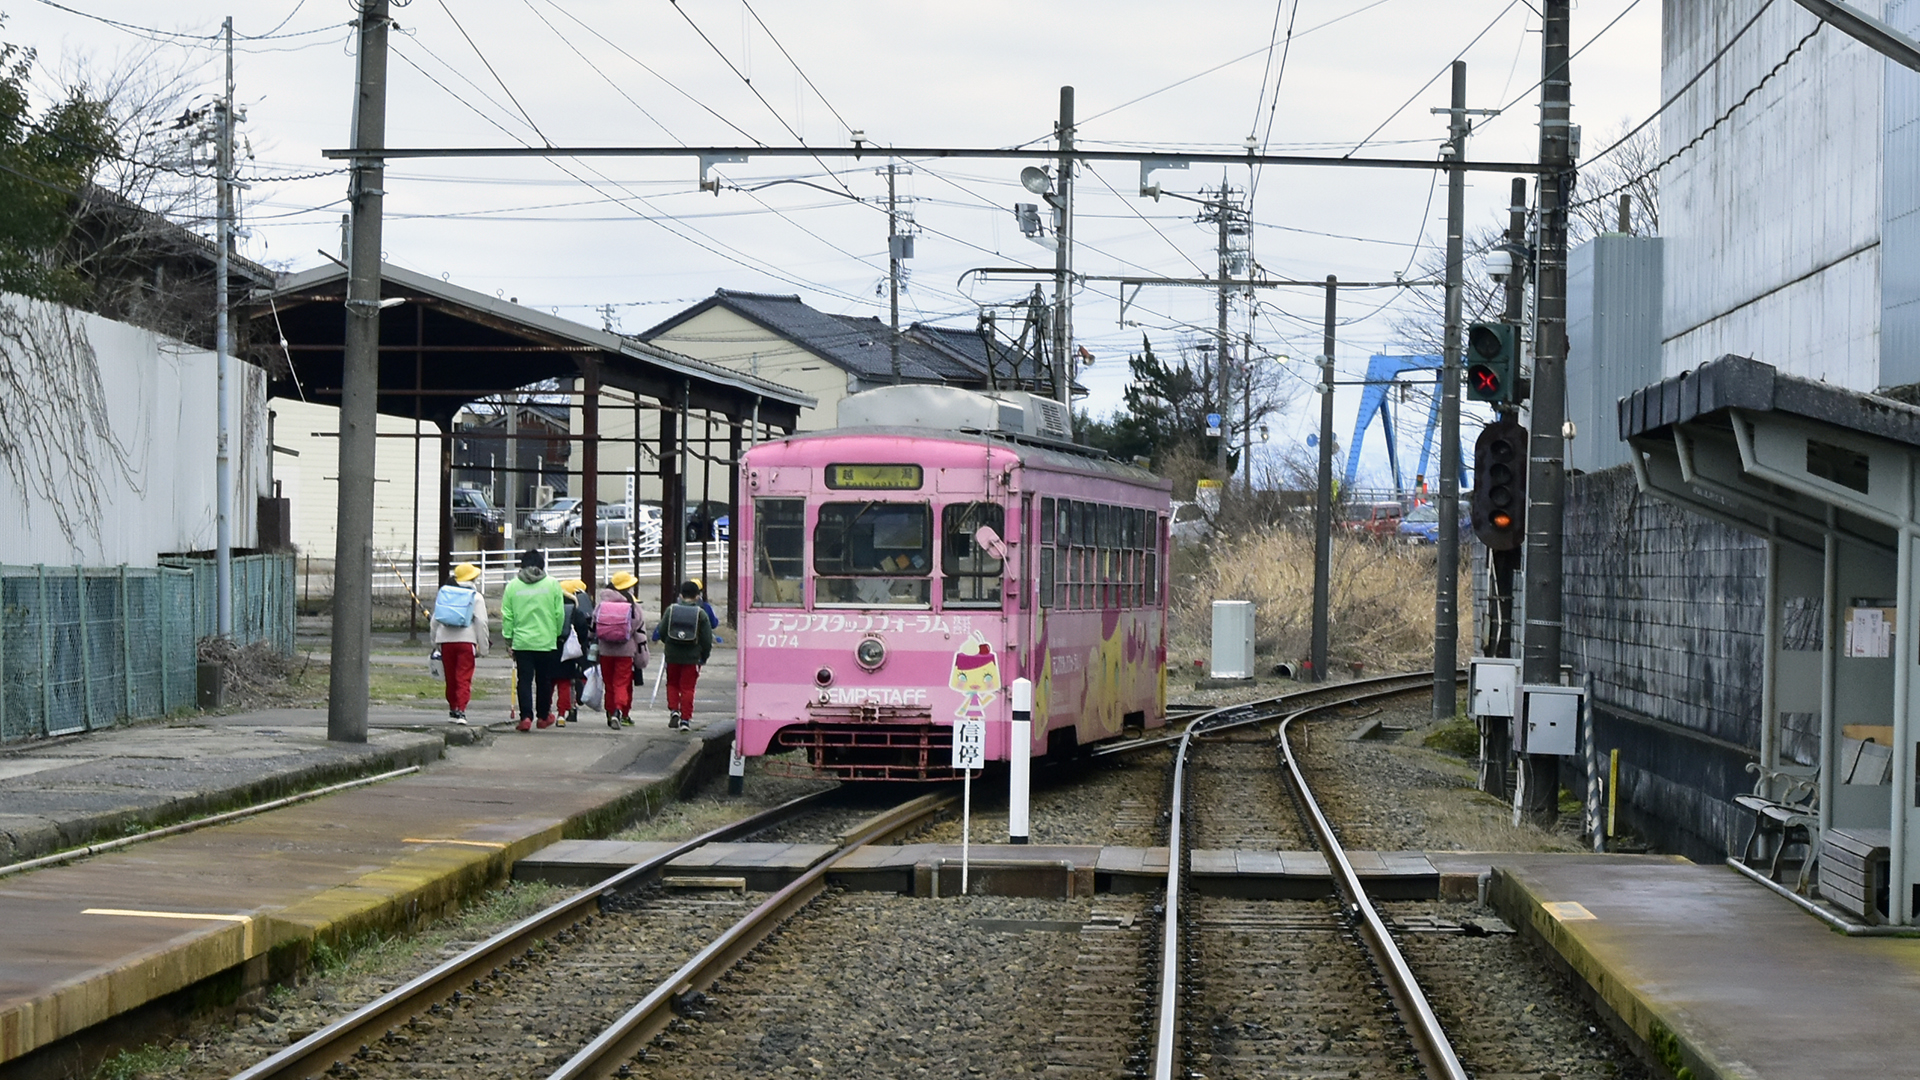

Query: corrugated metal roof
[264,264,814,408]
[1619,353,1920,448]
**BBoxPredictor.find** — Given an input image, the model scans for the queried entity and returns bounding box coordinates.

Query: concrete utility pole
[886,161,903,386]
[1521,0,1574,819]
[328,0,389,744]
[1433,62,1468,721]
[214,17,234,638]
[1215,183,1233,472]
[1050,87,1075,405]
[1311,276,1336,683]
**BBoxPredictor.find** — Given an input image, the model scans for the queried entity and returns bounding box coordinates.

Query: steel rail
[1096,670,1445,759]
[1278,700,1472,1080]
[546,790,956,1080]
[227,786,847,1080]
[1149,671,1469,1080]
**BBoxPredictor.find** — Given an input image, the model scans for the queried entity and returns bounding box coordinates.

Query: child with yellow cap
[430,563,489,724]
[595,571,645,727]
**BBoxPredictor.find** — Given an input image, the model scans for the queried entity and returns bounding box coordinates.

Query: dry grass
[1170,528,1472,678]
[195,638,315,709]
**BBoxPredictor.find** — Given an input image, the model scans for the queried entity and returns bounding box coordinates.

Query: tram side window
[943,502,1005,607]
[753,498,805,607]
[813,501,931,605]
[1147,512,1163,605]
[1039,497,1056,610]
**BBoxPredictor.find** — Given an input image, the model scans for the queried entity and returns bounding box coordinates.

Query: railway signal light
[1465,322,1519,404]
[1472,418,1527,550]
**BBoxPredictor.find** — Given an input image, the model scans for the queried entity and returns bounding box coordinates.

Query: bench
[1734,761,1819,890]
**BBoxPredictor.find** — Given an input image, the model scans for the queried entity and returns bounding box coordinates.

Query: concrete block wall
[1564,465,1764,859]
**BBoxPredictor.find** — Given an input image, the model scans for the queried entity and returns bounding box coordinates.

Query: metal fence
[1,553,296,744]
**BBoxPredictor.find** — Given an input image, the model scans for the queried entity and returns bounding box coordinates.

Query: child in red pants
[651,580,714,730]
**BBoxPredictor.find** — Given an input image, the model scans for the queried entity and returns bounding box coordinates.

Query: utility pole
[328,0,389,744]
[214,17,234,639]
[1050,86,1075,405]
[1214,181,1232,473]
[886,161,902,385]
[1311,276,1336,683]
[1521,0,1574,821]
[1433,61,1468,721]
[1242,332,1254,496]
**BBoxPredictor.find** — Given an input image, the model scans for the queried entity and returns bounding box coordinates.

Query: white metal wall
[1567,235,1663,474]
[0,294,267,566]
[1661,0,1884,389]
[271,396,443,561]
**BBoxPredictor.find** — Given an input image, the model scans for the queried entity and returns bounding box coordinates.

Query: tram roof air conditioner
[836,385,1074,442]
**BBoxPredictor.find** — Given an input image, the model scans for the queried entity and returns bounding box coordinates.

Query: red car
[1341,501,1404,540]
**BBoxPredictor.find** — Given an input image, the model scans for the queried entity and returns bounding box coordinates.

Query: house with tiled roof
[636,289,994,429]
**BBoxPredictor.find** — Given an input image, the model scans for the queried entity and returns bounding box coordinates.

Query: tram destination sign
[826,463,924,490]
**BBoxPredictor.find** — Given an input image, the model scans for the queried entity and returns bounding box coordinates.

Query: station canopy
[247,262,814,429]
[1620,354,1920,557]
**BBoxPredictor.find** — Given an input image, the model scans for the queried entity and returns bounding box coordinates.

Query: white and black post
[1009,677,1032,844]
[728,737,745,796]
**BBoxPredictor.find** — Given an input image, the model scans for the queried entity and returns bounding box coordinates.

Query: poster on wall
[1845,600,1896,659]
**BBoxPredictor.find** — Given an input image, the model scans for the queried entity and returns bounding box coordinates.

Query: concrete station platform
[0,673,735,1074]
[1490,855,1920,1080]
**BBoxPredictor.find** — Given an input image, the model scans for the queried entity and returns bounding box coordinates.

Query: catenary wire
[1344,0,1521,158]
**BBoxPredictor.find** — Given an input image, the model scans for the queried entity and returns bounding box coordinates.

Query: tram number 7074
[754,633,802,648]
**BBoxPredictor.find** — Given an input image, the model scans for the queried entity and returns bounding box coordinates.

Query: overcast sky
[7,0,1661,484]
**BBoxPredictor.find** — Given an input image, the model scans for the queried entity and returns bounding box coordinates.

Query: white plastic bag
[428,646,443,678]
[581,664,605,710]
[562,628,584,662]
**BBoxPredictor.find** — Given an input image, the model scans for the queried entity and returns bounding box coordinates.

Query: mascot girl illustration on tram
[949,631,1001,722]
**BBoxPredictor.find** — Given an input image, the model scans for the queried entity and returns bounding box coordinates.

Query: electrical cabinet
[1468,658,1520,719]
[1210,601,1255,679]
[1516,683,1584,756]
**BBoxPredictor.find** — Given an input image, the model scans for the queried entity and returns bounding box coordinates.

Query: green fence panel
[1,554,295,744]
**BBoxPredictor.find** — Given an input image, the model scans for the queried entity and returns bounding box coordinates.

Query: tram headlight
[815,667,834,687]
[855,636,887,671]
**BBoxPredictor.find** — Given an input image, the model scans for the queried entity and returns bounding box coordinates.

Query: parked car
[685,499,732,542]
[450,488,504,539]
[1396,504,1469,544]
[522,497,579,540]
[1341,501,1404,540]
[568,502,634,544]
[1169,500,1211,544]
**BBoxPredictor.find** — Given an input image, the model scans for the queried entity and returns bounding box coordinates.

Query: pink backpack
[595,600,633,644]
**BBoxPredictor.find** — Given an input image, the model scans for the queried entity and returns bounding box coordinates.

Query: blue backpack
[433,585,478,627]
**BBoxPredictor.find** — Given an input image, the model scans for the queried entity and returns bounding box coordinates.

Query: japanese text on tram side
[757,613,976,636]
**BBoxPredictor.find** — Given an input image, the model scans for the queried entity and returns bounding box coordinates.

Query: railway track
[1149,672,1468,1080]
[227,788,951,1080]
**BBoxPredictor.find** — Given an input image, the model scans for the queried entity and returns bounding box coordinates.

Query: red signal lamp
[1490,511,1513,529]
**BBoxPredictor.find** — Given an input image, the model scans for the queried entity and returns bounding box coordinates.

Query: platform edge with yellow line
[1488,857,1755,1080]
[0,737,719,1070]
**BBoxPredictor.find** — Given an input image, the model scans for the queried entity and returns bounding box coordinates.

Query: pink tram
[736,385,1173,780]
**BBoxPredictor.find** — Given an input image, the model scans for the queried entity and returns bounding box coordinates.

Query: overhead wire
[1248,0,1301,204]
[740,1,855,139]
[536,0,761,143]
[665,0,856,198]
[435,0,551,145]
[393,31,904,311]
[1344,0,1522,158]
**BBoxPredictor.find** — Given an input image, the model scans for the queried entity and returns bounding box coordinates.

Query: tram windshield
[753,498,806,606]
[813,501,932,605]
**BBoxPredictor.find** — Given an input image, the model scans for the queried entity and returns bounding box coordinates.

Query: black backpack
[665,602,701,642]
